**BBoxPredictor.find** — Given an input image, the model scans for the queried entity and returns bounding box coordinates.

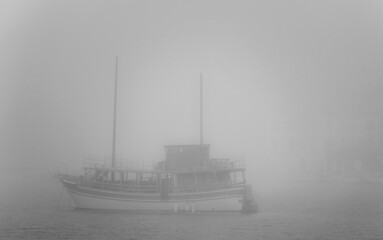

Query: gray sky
[1,0,382,186]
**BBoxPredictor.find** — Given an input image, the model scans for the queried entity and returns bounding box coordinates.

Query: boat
[58,59,257,213]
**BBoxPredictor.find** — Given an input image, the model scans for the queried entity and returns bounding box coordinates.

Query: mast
[200,73,203,145]
[112,56,118,170]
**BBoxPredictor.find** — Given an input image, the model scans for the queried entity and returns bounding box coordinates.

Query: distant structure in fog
[259,116,383,182]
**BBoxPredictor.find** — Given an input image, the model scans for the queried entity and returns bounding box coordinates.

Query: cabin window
[126,172,137,185]
[141,173,156,185]
[230,171,244,184]
[216,172,229,183]
[177,173,194,187]
[113,172,122,182]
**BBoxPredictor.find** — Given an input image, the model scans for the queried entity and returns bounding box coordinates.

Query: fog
[1,0,383,206]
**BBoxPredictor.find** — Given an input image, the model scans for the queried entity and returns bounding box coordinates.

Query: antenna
[200,73,203,145]
[112,56,118,169]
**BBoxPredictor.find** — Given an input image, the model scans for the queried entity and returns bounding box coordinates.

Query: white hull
[65,188,243,212]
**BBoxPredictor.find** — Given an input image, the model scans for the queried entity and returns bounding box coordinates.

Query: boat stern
[242,185,258,213]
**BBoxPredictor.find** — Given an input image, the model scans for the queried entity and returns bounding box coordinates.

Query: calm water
[1,179,382,240]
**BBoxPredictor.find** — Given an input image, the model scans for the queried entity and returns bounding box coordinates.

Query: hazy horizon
[1,1,383,193]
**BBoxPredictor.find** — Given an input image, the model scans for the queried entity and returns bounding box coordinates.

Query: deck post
[213,171,218,183]
[119,171,123,191]
[137,173,141,192]
[242,170,246,184]
[173,173,178,193]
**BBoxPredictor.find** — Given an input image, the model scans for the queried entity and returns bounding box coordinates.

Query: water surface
[1,179,382,240]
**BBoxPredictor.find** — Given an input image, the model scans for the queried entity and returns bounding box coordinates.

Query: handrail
[81,180,159,193]
[83,158,156,171]
[175,182,245,193]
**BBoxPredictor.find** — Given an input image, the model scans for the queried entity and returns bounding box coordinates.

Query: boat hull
[61,180,244,212]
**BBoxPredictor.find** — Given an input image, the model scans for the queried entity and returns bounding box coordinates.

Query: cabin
[164,144,209,170]
[78,144,246,194]
[163,144,246,192]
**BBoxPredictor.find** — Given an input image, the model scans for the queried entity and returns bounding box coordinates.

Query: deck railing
[81,179,159,193]
[83,156,245,171]
[174,182,245,193]
[206,158,245,169]
[83,158,156,171]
